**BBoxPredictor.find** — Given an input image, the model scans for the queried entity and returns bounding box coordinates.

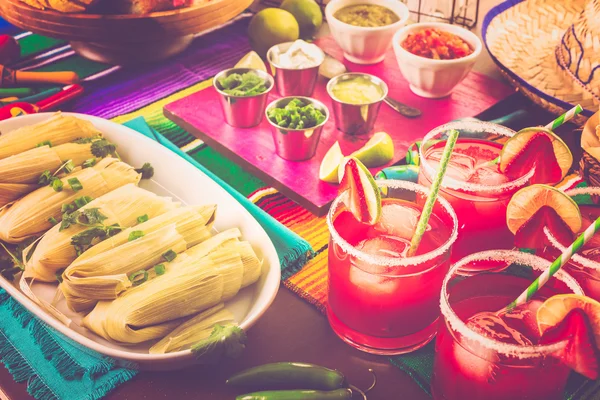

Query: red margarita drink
[327,180,458,355]
[545,187,600,301]
[432,250,584,400]
[418,121,534,260]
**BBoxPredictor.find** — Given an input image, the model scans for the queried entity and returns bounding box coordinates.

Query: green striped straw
[505,216,600,312]
[546,104,583,130]
[484,104,583,167]
[407,129,459,257]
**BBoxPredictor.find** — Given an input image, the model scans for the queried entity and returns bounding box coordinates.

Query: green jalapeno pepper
[236,388,352,400]
[227,362,346,391]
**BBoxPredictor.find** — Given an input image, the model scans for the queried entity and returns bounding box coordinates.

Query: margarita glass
[327,180,458,355]
[544,186,600,301]
[431,250,583,400]
[418,121,534,260]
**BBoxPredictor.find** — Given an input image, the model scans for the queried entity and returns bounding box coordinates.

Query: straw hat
[483,0,599,122]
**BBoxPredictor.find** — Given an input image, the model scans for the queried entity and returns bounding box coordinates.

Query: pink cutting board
[164,35,514,216]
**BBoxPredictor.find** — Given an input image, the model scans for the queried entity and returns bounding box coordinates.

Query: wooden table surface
[0,288,429,400]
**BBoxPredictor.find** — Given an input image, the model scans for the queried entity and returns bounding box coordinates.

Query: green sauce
[334,4,399,28]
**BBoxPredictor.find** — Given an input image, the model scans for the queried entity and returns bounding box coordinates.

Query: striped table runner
[4,15,599,400]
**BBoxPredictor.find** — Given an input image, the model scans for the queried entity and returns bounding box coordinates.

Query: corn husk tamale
[0,157,139,244]
[61,205,217,312]
[0,113,101,160]
[24,184,179,282]
[149,303,235,354]
[0,141,109,207]
[0,183,39,209]
[82,237,261,344]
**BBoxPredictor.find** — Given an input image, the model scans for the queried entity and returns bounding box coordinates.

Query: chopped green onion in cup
[217,72,268,96]
[267,98,326,129]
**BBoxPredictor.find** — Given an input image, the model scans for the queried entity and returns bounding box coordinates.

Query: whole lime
[280,0,323,39]
[248,8,300,57]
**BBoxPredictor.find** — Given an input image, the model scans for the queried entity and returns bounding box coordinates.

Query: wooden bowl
[0,0,253,64]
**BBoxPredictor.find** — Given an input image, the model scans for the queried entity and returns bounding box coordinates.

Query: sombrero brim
[482,0,595,121]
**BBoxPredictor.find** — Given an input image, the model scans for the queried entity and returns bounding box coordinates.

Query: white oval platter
[0,112,281,370]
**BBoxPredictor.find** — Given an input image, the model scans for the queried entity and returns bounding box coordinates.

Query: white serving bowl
[325,0,409,65]
[392,22,482,98]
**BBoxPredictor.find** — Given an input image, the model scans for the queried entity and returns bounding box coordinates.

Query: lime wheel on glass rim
[506,184,582,249]
[537,294,600,379]
[499,127,573,185]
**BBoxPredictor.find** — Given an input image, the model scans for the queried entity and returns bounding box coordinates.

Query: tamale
[0,141,107,207]
[82,241,261,344]
[61,205,217,312]
[24,184,179,282]
[0,183,38,209]
[0,157,139,244]
[149,304,235,354]
[0,113,101,160]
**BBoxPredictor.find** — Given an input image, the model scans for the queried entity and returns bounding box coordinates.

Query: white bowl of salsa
[392,22,482,98]
[325,0,409,65]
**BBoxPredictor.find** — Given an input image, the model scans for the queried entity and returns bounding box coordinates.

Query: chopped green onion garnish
[36,140,52,148]
[61,203,75,213]
[154,264,166,276]
[60,160,75,174]
[50,178,63,192]
[38,170,52,186]
[74,196,93,209]
[48,216,58,225]
[129,270,148,286]
[137,214,149,223]
[55,268,65,283]
[68,178,83,192]
[162,249,177,262]
[128,230,145,242]
[82,158,97,169]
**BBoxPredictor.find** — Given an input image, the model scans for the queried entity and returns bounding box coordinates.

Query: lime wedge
[506,184,581,248]
[338,157,381,225]
[350,132,394,168]
[500,127,573,185]
[319,141,344,183]
[537,294,600,379]
[235,51,267,72]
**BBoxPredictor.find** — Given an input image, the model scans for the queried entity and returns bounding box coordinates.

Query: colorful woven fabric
[1,14,599,400]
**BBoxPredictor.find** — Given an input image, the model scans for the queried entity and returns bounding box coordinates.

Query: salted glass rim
[440,249,583,358]
[326,180,458,269]
[418,120,535,193]
[544,186,600,271]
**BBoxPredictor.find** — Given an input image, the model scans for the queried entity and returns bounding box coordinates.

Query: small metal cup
[213,68,274,128]
[267,42,325,97]
[266,97,329,161]
[326,73,388,136]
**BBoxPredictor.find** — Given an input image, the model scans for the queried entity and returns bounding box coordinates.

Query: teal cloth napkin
[124,117,315,278]
[0,289,137,400]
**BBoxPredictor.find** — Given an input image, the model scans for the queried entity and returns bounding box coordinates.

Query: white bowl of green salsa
[326,0,409,65]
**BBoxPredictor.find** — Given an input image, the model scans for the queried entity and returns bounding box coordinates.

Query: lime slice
[350,132,394,168]
[319,141,344,183]
[538,295,600,342]
[500,127,573,185]
[235,51,267,72]
[537,294,600,379]
[338,157,381,225]
[506,184,581,248]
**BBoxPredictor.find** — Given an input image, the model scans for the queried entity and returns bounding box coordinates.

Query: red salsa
[401,28,474,60]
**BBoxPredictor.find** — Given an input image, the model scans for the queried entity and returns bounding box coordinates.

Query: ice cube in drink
[328,196,454,354]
